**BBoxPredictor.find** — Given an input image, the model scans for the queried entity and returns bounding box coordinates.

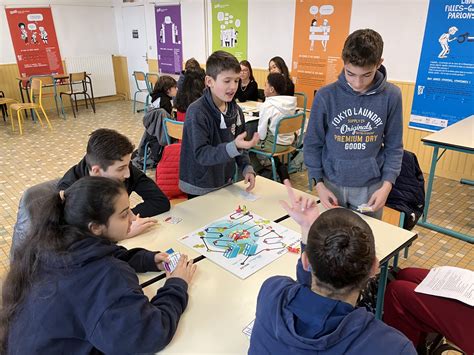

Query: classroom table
[418,115,474,243]
[141,203,417,354]
[119,176,417,353]
[119,176,316,285]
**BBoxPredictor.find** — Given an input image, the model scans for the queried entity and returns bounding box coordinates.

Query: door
[122,5,148,102]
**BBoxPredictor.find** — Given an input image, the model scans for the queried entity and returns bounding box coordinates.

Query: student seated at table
[1,177,196,354]
[179,50,259,198]
[235,60,259,102]
[150,75,178,114]
[248,181,416,355]
[254,72,297,182]
[268,56,295,96]
[58,128,170,238]
[383,267,474,354]
[175,68,205,121]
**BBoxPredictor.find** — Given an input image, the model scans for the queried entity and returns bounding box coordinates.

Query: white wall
[1,0,431,82]
[1,0,118,64]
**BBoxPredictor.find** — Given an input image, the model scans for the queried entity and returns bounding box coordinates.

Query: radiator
[64,55,116,98]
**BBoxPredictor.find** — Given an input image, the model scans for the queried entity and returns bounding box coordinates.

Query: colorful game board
[179,206,301,279]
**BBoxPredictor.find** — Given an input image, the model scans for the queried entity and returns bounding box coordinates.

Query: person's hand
[127,214,158,238]
[279,180,319,230]
[167,254,197,285]
[367,181,392,212]
[315,182,339,209]
[235,131,259,149]
[154,252,169,271]
[244,173,256,192]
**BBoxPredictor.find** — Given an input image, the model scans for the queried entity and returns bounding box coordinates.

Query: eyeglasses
[241,68,249,72]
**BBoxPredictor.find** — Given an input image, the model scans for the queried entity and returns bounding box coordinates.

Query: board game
[179,206,301,279]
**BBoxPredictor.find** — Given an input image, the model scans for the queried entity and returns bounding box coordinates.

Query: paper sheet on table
[414,266,474,306]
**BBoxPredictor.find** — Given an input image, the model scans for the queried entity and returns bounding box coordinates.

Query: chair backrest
[146,73,159,93]
[294,92,307,117]
[133,71,147,90]
[70,72,86,82]
[276,112,305,135]
[29,78,42,102]
[163,118,184,144]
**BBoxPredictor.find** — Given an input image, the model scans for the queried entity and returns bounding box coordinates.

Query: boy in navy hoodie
[179,51,259,197]
[304,29,403,219]
[248,181,416,355]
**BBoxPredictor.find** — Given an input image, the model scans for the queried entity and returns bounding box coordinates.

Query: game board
[179,206,301,279]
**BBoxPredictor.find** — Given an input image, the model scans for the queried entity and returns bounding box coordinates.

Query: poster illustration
[155,5,183,74]
[410,0,474,131]
[211,0,247,61]
[5,7,64,79]
[291,0,352,107]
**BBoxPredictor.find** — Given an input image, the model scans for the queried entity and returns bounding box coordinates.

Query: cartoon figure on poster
[179,206,301,279]
[18,23,28,44]
[438,26,458,58]
[308,5,333,52]
[217,12,240,48]
[159,16,181,44]
[39,26,48,44]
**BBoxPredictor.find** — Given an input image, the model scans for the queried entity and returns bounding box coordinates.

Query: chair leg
[16,110,23,135]
[9,107,15,132]
[39,106,52,130]
[133,91,138,113]
[74,94,79,112]
[33,109,44,127]
[69,96,76,118]
[270,157,278,181]
[143,141,149,173]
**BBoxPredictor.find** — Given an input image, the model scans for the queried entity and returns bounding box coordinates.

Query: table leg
[375,262,389,320]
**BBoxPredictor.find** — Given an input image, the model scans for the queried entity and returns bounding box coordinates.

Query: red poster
[5,7,64,78]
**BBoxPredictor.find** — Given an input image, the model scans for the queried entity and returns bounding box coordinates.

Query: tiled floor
[0,100,473,275]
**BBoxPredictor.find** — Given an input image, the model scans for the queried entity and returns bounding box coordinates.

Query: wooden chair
[163,117,184,144]
[9,78,52,135]
[250,112,305,181]
[60,72,96,118]
[30,75,65,118]
[132,71,148,113]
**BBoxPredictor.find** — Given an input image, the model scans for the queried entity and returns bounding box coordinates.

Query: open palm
[279,180,319,229]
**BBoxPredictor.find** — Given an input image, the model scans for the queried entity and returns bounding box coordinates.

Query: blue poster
[410,0,474,131]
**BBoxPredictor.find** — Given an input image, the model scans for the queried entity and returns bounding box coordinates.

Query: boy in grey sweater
[304,29,403,219]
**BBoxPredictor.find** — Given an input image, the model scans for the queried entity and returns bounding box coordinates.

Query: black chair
[60,72,96,118]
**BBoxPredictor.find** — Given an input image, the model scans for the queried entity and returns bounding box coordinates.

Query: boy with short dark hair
[58,128,170,237]
[248,181,416,355]
[304,29,403,219]
[179,51,259,197]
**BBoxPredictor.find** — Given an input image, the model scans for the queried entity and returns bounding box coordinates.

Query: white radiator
[65,55,116,98]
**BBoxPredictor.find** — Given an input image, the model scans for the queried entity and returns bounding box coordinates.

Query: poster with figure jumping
[5,7,63,78]
[155,5,183,74]
[410,0,474,132]
[211,0,247,61]
[179,206,301,279]
[291,0,352,107]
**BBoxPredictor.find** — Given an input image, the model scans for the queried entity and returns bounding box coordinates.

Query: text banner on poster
[211,0,247,61]
[155,4,183,74]
[410,0,474,132]
[5,7,64,80]
[291,0,352,107]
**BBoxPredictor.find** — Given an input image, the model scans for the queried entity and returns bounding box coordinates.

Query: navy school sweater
[179,88,255,196]
[249,274,416,355]
[304,65,403,187]
[7,235,188,354]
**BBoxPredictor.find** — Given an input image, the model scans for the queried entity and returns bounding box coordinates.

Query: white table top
[422,115,474,151]
[119,177,317,284]
[143,205,416,354]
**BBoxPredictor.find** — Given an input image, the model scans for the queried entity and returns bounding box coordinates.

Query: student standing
[179,51,259,198]
[304,29,403,219]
